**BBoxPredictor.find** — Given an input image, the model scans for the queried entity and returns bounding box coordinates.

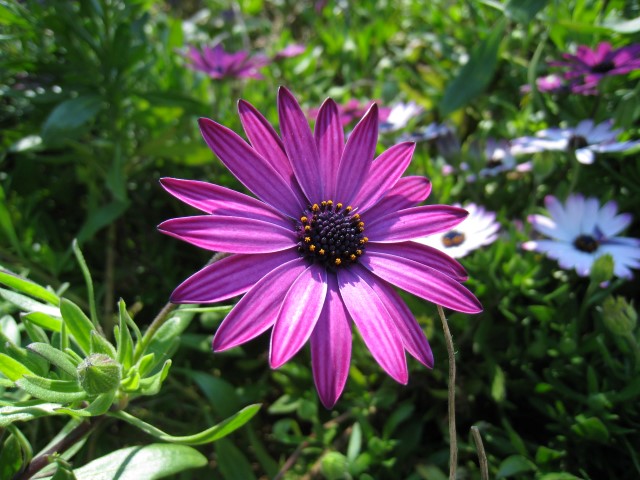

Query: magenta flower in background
[308,99,392,126]
[273,44,306,60]
[185,44,270,80]
[417,204,500,258]
[159,87,481,408]
[550,42,640,95]
[521,74,570,94]
[523,195,640,279]
[511,119,640,164]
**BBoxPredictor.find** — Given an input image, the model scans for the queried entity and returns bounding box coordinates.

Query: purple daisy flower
[523,195,640,279]
[159,87,482,408]
[511,119,640,164]
[308,99,392,127]
[550,42,640,94]
[185,44,270,80]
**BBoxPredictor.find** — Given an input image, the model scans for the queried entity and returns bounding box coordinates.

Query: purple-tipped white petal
[199,117,303,217]
[212,258,307,351]
[337,266,408,384]
[361,252,482,313]
[270,264,328,368]
[160,178,290,228]
[351,142,416,212]
[238,100,307,203]
[311,274,352,409]
[366,205,468,242]
[367,241,467,281]
[370,280,434,367]
[314,98,344,200]
[364,176,432,217]
[171,249,299,303]
[278,87,324,202]
[334,104,379,205]
[158,215,295,253]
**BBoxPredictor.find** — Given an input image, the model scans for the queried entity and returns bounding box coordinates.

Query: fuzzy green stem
[437,305,457,480]
[471,426,489,480]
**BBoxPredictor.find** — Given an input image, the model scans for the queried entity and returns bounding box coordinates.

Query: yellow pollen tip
[312,204,319,211]
[335,258,342,266]
[319,249,325,255]
[321,201,327,207]
[304,225,311,231]
[358,222,365,228]
[345,206,352,212]
[337,203,343,209]
[353,214,360,220]
[304,237,311,243]
[300,216,308,223]
[356,249,362,255]
[327,200,333,206]
[309,245,316,252]
[350,254,356,261]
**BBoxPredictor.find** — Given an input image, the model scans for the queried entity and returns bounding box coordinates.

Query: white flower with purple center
[417,204,500,258]
[511,119,640,164]
[523,195,640,279]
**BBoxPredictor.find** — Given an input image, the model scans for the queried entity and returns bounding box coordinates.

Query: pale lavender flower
[417,204,500,258]
[511,119,640,164]
[185,44,270,80]
[524,195,640,279]
[159,87,481,408]
[379,102,424,133]
[550,42,640,95]
[479,139,531,177]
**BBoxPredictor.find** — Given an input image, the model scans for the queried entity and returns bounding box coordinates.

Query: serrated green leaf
[0,288,61,317]
[0,270,59,305]
[27,343,78,377]
[439,19,505,116]
[69,444,206,480]
[111,403,261,445]
[16,375,86,403]
[23,311,62,332]
[60,299,93,355]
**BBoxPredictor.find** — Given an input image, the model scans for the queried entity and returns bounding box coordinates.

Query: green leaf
[76,201,129,244]
[215,439,257,480]
[505,0,548,23]
[90,331,117,359]
[16,375,86,404]
[136,360,171,396]
[41,95,103,146]
[496,455,537,478]
[69,444,207,480]
[27,343,78,377]
[0,269,59,305]
[22,312,62,332]
[571,415,610,443]
[71,240,98,327]
[111,403,261,445]
[0,186,22,255]
[60,299,94,355]
[0,288,61,317]
[116,300,134,369]
[0,402,66,426]
[0,432,24,479]
[57,390,116,417]
[439,19,505,116]
[23,320,49,344]
[347,422,363,462]
[0,352,34,381]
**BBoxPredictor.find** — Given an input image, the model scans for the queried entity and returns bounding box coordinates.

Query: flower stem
[471,426,489,480]
[134,252,228,361]
[437,305,457,480]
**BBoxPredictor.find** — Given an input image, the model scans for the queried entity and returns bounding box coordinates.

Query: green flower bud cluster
[602,296,637,336]
[77,354,122,395]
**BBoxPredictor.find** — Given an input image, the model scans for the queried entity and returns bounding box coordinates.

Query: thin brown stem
[437,304,457,480]
[471,426,489,480]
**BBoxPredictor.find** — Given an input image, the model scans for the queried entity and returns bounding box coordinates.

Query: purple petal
[335,104,379,205]
[367,241,468,281]
[337,266,408,384]
[278,87,323,202]
[158,215,295,253]
[237,100,307,204]
[370,280,434,367]
[170,249,299,303]
[160,178,291,229]
[351,142,416,212]
[361,251,482,313]
[363,176,432,217]
[270,264,328,368]
[198,117,303,217]
[366,205,468,242]
[314,98,344,200]
[311,274,352,409]
[212,258,307,351]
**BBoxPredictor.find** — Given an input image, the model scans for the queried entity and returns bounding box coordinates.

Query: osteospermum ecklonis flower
[417,204,500,258]
[511,119,640,165]
[158,87,481,408]
[185,44,270,80]
[523,195,640,279]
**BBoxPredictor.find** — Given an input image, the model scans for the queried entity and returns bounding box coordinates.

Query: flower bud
[77,354,122,395]
[602,296,637,336]
[590,254,614,285]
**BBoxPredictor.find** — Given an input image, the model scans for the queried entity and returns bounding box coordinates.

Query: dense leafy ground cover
[1,1,640,479]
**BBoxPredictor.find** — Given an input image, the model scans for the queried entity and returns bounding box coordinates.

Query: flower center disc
[592,60,615,74]
[296,201,367,270]
[442,230,466,248]
[568,135,589,150]
[573,234,599,253]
